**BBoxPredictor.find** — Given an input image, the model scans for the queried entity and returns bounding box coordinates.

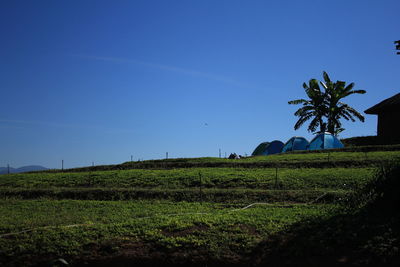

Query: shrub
[349,160,400,213]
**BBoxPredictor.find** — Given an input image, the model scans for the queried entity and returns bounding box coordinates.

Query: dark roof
[365,93,400,114]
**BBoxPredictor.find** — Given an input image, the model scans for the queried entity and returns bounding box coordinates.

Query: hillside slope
[0,165,48,175]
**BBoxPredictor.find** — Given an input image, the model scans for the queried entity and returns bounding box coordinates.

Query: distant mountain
[0,167,15,174]
[0,165,48,174]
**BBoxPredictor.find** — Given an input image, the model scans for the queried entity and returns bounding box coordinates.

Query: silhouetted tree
[320,71,366,135]
[289,71,366,135]
[288,79,327,133]
[394,40,400,55]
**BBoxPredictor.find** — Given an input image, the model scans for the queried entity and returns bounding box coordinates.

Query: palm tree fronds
[294,113,313,130]
[289,71,365,135]
[322,71,331,85]
[288,99,308,105]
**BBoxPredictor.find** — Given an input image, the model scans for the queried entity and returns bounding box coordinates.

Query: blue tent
[308,133,344,150]
[282,136,309,152]
[252,140,284,156]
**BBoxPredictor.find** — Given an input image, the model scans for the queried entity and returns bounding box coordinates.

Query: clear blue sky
[1,0,399,169]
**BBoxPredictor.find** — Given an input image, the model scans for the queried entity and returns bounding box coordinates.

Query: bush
[341,136,380,146]
[349,161,400,213]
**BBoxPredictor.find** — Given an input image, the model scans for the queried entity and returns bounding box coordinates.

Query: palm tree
[289,71,366,135]
[319,71,366,134]
[288,78,327,133]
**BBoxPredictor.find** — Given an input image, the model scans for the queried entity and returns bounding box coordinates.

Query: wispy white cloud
[76,55,257,89]
[0,119,136,134]
[0,119,82,129]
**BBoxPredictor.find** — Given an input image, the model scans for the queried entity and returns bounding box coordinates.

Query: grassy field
[0,149,399,266]
[1,167,373,190]
[120,150,400,164]
[53,149,400,171]
[0,167,373,203]
[0,200,335,266]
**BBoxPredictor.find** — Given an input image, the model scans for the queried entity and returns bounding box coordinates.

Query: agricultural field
[0,200,336,266]
[56,149,400,171]
[1,149,399,266]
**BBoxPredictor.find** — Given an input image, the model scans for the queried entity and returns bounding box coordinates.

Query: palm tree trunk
[319,119,325,133]
[327,118,335,134]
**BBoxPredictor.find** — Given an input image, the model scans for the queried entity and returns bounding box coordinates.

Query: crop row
[1,167,374,190]
[0,187,348,202]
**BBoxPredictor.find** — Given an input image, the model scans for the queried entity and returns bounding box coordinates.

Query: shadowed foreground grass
[253,162,400,267]
[0,200,335,266]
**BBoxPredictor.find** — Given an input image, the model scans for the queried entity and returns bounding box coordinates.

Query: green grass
[0,199,336,266]
[33,150,398,173]
[1,167,374,190]
[248,150,400,162]
[256,162,400,266]
[0,167,374,202]
[0,187,350,203]
[115,150,400,169]
[226,150,400,163]
[1,150,398,265]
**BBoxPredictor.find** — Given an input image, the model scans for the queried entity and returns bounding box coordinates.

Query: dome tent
[252,142,269,156]
[252,140,284,156]
[282,136,309,152]
[308,132,344,150]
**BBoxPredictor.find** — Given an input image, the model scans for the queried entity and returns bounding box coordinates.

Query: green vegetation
[0,149,399,266]
[288,78,326,133]
[0,167,373,190]
[60,149,400,171]
[289,71,366,134]
[0,160,376,202]
[341,135,380,147]
[0,200,335,266]
[257,162,400,266]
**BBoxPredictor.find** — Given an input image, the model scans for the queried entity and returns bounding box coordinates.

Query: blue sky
[1,0,399,168]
